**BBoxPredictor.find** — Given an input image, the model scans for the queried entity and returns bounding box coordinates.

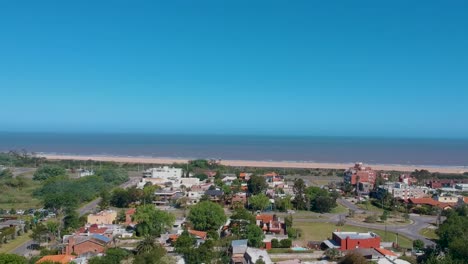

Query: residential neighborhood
[1,157,468,264]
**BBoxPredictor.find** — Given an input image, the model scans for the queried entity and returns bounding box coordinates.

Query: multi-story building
[143,166,183,180]
[344,163,377,192]
[377,182,428,200]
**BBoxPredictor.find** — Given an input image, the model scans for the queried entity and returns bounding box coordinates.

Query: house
[231,239,248,264]
[255,214,285,234]
[230,193,248,207]
[204,189,224,202]
[426,179,468,189]
[177,177,200,188]
[87,210,117,225]
[168,230,207,246]
[78,169,94,177]
[63,234,111,256]
[455,184,468,191]
[323,231,381,251]
[457,196,468,207]
[36,254,76,264]
[125,208,136,225]
[245,247,273,264]
[435,195,459,203]
[407,197,456,210]
[186,191,203,205]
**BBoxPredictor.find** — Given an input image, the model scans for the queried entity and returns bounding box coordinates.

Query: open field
[293,222,412,248]
[0,177,42,210]
[330,204,348,214]
[419,227,438,240]
[356,202,384,213]
[0,231,32,253]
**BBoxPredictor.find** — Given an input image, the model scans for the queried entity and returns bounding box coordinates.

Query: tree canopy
[33,164,66,181]
[247,175,268,195]
[188,201,227,231]
[435,205,468,261]
[249,194,270,211]
[133,204,175,237]
[0,254,27,264]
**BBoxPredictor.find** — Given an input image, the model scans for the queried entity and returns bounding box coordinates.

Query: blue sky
[0,1,467,137]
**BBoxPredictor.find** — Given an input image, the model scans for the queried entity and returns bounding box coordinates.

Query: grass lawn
[330,204,348,214]
[356,202,384,213]
[268,248,314,254]
[0,178,42,210]
[0,231,32,253]
[419,227,438,240]
[294,222,412,249]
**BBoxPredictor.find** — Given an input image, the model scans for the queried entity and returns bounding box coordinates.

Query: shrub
[280,239,292,248]
[365,215,377,223]
[271,239,280,248]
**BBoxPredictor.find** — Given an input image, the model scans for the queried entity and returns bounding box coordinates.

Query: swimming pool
[291,246,308,251]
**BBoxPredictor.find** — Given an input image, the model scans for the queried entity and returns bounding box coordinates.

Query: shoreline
[39,154,468,174]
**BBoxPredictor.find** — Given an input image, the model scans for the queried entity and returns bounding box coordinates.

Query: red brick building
[324,232,381,251]
[63,234,111,256]
[344,163,377,188]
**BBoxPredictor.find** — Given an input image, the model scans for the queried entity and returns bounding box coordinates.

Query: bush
[287,227,298,239]
[280,239,292,248]
[271,239,280,248]
[365,215,378,223]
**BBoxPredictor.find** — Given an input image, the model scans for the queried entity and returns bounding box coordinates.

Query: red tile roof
[375,248,398,257]
[189,230,207,239]
[37,255,76,264]
[256,214,274,223]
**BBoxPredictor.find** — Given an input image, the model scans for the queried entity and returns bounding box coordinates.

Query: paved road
[12,176,140,256]
[336,198,436,246]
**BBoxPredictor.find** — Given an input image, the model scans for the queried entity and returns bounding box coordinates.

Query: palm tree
[136,236,157,255]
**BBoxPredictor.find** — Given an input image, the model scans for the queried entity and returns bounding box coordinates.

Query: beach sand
[40,154,468,174]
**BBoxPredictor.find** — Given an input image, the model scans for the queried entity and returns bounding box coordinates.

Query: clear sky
[1,1,467,138]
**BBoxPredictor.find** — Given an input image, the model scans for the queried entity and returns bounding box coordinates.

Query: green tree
[88,248,131,264]
[249,194,270,211]
[133,204,175,237]
[380,210,389,222]
[133,245,173,264]
[33,165,66,181]
[174,230,196,254]
[292,179,307,210]
[412,239,424,251]
[247,175,268,195]
[94,167,129,185]
[339,252,367,264]
[136,236,158,255]
[311,196,336,213]
[246,224,264,247]
[274,195,293,212]
[0,169,13,179]
[188,201,227,231]
[0,254,27,264]
[98,190,111,211]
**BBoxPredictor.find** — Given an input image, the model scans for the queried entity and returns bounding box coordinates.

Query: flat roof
[333,231,379,240]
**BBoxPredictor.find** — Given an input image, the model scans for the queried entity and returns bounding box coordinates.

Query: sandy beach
[40,154,468,174]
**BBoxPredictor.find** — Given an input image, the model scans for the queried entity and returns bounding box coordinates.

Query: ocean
[0,132,467,166]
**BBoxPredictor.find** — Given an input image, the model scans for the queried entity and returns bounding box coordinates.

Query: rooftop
[36,255,76,264]
[333,231,379,240]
